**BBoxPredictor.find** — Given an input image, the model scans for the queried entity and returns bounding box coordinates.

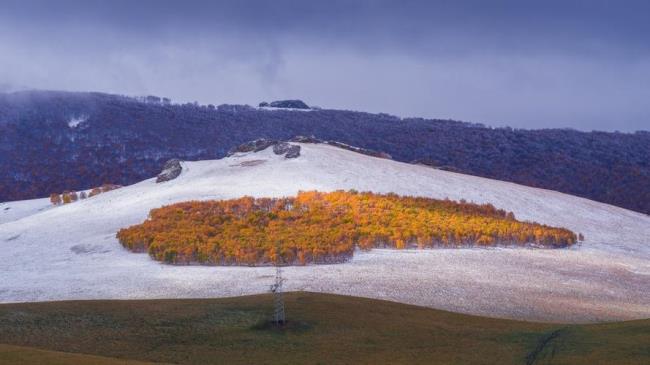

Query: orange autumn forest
[116,190,578,265]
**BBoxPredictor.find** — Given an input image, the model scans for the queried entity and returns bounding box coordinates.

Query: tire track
[525,327,567,365]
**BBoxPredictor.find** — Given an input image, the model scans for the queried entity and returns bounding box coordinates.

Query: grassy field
[0,344,163,364]
[0,292,648,365]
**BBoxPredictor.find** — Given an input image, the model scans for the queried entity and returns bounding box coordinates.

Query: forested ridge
[116,191,578,265]
[1,90,649,214]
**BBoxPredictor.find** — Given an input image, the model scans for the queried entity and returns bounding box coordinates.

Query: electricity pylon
[270,243,285,326]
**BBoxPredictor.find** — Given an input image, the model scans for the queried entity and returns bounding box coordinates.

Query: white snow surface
[67,115,89,128]
[1,143,649,323]
[0,197,52,224]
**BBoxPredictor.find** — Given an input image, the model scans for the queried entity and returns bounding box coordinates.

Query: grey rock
[228,138,279,156]
[156,159,182,183]
[284,145,301,158]
[273,142,301,158]
[268,100,310,109]
[272,142,292,155]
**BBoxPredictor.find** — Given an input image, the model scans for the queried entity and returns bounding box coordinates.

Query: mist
[1,0,649,131]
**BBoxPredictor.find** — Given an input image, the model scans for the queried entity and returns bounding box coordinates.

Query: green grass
[0,292,648,364]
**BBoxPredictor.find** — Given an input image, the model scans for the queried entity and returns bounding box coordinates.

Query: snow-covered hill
[1,143,648,323]
[0,197,52,224]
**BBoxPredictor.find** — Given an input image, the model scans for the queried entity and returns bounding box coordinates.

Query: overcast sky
[1,0,649,131]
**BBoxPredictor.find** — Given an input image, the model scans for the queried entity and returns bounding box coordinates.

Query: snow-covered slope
[0,197,52,225]
[1,143,649,323]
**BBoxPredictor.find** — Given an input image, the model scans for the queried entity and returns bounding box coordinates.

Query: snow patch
[67,115,89,128]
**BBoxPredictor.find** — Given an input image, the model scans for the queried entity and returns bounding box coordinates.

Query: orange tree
[117,191,577,265]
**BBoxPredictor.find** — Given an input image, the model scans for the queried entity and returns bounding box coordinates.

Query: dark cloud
[1,0,649,131]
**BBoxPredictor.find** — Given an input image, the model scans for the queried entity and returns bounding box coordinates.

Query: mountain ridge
[1,89,649,215]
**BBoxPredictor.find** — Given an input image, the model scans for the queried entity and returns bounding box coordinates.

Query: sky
[1,0,649,131]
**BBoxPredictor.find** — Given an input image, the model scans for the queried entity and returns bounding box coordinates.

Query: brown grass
[0,344,162,364]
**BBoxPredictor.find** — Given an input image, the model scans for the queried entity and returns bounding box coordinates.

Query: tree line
[49,183,121,205]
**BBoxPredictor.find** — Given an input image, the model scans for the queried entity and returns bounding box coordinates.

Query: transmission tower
[270,243,285,326]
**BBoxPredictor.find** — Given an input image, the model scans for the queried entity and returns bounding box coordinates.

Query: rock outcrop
[228,136,393,161]
[273,142,301,158]
[259,100,310,109]
[285,145,301,158]
[156,159,182,183]
[229,139,301,159]
[227,139,278,156]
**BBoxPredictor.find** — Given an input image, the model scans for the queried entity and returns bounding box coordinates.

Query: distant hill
[1,90,649,214]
